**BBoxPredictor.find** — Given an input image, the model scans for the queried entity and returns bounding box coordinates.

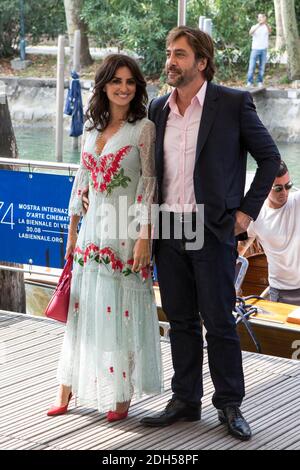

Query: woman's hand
[65,232,77,260]
[132,238,151,272]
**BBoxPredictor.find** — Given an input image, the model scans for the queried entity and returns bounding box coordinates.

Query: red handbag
[44,256,73,323]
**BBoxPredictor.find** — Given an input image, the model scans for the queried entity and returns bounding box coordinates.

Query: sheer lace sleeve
[68,125,89,216]
[136,120,157,226]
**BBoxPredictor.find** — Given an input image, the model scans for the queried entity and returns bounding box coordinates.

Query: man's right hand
[82,187,90,214]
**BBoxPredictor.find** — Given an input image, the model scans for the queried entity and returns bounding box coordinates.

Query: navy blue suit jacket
[149,81,281,242]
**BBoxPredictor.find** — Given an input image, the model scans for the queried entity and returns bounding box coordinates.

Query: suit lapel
[195,82,219,163]
[155,101,170,180]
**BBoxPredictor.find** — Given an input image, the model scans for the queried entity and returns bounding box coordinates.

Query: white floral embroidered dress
[57,118,163,411]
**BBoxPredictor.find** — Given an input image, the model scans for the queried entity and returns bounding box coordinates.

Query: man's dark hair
[277,160,288,177]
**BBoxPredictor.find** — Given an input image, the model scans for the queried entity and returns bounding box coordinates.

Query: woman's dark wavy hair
[86,54,148,131]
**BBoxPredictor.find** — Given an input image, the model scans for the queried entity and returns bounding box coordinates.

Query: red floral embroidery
[124,310,129,318]
[109,367,114,373]
[124,258,150,280]
[123,372,126,379]
[83,243,99,263]
[107,306,111,313]
[74,302,79,309]
[74,245,149,280]
[82,146,132,195]
[137,194,143,203]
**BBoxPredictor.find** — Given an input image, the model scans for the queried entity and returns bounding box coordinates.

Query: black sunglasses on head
[272,181,293,192]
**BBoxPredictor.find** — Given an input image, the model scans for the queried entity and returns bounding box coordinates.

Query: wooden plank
[3,328,55,344]
[1,311,300,450]
[284,440,300,450]
[229,409,300,451]
[139,376,296,449]
[0,371,59,401]
[259,420,300,450]
[129,377,296,451]
[0,360,59,388]
[59,373,286,450]
[212,392,300,450]
[2,342,61,365]
[2,334,61,357]
[180,379,300,449]
[0,435,43,450]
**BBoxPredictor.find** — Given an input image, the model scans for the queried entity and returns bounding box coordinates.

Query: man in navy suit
[140,26,280,440]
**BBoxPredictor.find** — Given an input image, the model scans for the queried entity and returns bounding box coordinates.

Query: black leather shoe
[140,398,201,427]
[218,406,252,441]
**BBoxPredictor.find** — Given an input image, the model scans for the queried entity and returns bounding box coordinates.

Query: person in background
[246,13,271,87]
[248,161,300,306]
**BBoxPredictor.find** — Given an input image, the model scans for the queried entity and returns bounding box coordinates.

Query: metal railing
[0,157,79,172]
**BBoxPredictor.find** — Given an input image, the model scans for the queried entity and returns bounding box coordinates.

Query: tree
[280,0,300,80]
[0,0,66,58]
[191,0,275,80]
[274,0,285,50]
[82,0,177,76]
[0,96,26,313]
[63,0,93,68]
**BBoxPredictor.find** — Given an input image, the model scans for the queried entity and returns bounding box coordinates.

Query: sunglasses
[272,181,293,192]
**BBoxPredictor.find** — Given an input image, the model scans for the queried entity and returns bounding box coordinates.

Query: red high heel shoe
[47,392,72,416]
[107,409,129,422]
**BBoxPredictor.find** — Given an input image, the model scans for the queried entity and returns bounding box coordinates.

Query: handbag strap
[58,256,73,283]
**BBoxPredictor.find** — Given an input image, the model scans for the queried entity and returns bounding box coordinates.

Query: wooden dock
[1,310,300,450]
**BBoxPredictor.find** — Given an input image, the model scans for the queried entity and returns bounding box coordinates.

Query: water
[247,142,300,189]
[14,127,300,187]
[14,127,81,165]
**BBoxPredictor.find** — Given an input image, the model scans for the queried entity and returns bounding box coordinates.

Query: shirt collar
[163,80,208,111]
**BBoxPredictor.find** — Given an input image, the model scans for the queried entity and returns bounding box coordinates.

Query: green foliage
[82,0,278,78]
[0,0,20,57]
[279,74,292,85]
[82,0,177,76]
[0,0,66,58]
[186,0,276,80]
[2,0,297,80]
[26,0,66,43]
[296,0,300,26]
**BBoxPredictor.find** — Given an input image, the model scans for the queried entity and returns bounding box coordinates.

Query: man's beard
[166,64,199,87]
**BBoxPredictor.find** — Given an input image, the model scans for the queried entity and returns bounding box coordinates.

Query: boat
[154,237,300,360]
[154,283,300,360]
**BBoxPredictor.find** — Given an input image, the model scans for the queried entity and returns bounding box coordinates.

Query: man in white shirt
[246,13,271,87]
[248,161,300,306]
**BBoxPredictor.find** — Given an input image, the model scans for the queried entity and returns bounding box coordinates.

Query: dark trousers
[155,217,245,409]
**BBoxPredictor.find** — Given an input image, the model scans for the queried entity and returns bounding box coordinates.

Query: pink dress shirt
[162,81,207,213]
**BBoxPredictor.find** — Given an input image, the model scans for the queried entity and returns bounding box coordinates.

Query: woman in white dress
[47,54,163,421]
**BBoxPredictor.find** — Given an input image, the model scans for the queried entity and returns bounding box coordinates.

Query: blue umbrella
[64,70,83,137]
